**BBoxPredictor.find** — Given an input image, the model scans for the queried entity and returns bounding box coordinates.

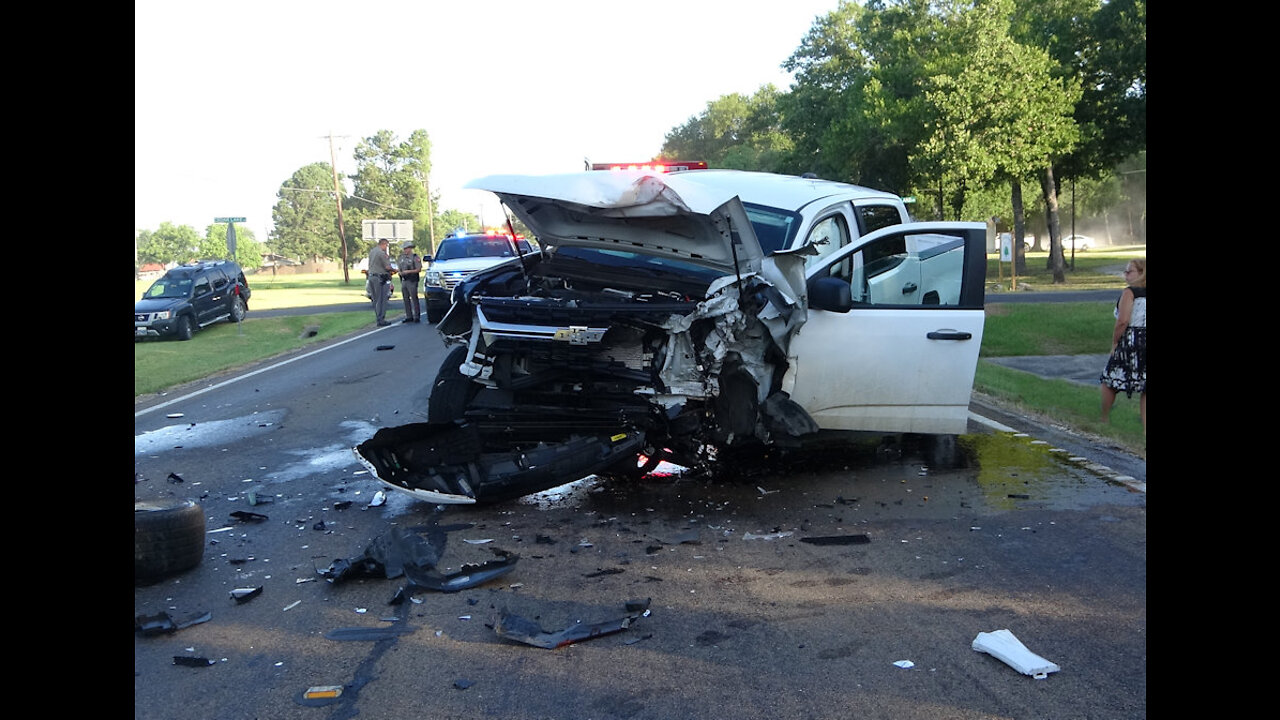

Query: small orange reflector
[304,686,344,699]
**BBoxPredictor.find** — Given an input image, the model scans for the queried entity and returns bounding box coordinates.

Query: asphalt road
[135,300,1145,720]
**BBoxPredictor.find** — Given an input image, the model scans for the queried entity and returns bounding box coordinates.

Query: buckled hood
[465,170,764,276]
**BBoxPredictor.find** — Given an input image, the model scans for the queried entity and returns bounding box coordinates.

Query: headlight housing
[154,310,172,320]
[425,270,442,287]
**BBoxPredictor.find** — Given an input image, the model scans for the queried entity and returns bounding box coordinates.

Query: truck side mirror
[808,276,854,313]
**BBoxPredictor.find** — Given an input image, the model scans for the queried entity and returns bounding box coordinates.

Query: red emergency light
[589,161,708,172]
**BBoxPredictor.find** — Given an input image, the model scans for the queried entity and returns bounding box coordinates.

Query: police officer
[368,238,396,326]
[398,241,423,323]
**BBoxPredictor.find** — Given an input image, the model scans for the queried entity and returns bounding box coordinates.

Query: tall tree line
[661,0,1145,283]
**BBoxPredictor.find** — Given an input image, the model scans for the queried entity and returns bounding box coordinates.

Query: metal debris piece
[230,510,269,523]
[800,534,871,546]
[230,587,263,603]
[494,598,651,649]
[167,472,185,484]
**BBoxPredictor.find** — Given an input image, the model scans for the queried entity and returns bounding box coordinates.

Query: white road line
[134,325,392,419]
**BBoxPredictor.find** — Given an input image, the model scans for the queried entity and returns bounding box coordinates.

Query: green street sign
[901,196,917,204]
[215,216,246,223]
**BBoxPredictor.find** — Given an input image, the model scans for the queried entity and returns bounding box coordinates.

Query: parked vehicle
[423,233,536,323]
[355,169,986,505]
[1064,234,1093,251]
[135,260,251,341]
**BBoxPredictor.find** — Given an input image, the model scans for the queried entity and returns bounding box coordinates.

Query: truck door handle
[927,330,972,340]
[902,282,918,294]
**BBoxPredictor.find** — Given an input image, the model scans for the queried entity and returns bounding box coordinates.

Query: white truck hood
[465,170,764,276]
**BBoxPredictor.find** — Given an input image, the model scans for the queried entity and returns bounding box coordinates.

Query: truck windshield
[434,237,528,261]
[743,203,802,255]
[145,277,193,299]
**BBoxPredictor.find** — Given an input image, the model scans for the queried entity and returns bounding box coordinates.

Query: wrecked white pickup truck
[355,169,987,504]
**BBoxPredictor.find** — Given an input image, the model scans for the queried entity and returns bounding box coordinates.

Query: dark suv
[135,260,252,341]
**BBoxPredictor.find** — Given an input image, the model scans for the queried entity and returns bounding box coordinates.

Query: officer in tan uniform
[398,241,423,323]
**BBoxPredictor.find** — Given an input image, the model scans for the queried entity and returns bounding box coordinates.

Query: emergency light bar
[589,161,708,172]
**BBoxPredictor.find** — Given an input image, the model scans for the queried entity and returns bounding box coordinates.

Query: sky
[134,0,844,242]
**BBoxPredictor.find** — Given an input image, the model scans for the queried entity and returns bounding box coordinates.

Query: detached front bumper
[353,421,647,504]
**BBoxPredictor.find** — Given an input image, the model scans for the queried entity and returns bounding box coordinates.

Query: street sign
[902,196,917,204]
[215,217,246,223]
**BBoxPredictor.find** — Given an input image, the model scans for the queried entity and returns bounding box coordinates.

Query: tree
[915,0,1080,276]
[661,85,792,171]
[271,162,345,263]
[350,129,439,256]
[780,0,952,191]
[199,223,265,270]
[136,222,202,266]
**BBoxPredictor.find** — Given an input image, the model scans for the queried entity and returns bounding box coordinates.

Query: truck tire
[175,315,194,341]
[230,297,247,322]
[428,346,478,423]
[135,498,205,584]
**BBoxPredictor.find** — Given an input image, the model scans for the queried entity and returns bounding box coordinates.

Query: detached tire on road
[135,498,205,583]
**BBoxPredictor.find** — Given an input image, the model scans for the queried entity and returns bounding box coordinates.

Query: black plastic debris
[320,525,448,583]
[230,510,269,523]
[230,587,263,604]
[583,568,625,578]
[135,610,212,637]
[167,472,185,484]
[800,534,871,546]
[454,679,474,690]
[1008,493,1031,499]
[400,549,519,593]
[172,656,215,667]
[333,500,353,511]
[494,598,651,649]
[375,344,395,351]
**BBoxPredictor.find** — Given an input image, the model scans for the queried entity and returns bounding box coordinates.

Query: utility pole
[424,176,436,257]
[326,132,351,283]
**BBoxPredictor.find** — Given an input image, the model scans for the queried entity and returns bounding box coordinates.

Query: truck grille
[441,271,473,292]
